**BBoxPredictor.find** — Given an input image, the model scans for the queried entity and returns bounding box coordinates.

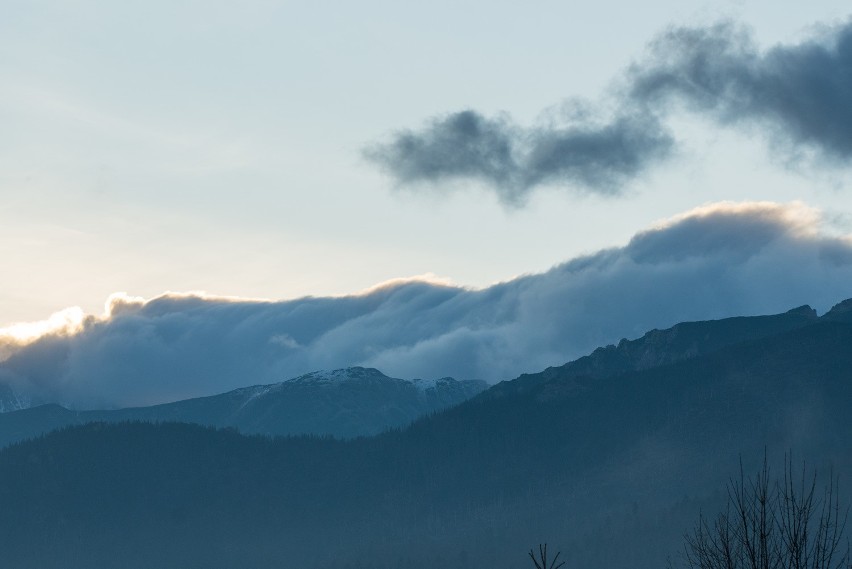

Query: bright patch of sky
[2,0,851,324]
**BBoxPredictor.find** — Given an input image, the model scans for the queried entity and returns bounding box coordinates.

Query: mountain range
[0,367,487,446]
[0,298,851,569]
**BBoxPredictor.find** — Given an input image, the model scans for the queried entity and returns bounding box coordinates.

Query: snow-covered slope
[0,367,488,446]
[0,383,30,413]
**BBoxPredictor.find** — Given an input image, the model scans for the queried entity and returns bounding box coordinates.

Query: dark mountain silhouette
[487,303,819,397]
[0,367,487,446]
[0,299,851,569]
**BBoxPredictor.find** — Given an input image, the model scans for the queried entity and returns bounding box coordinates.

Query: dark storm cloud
[367,19,852,203]
[365,109,674,206]
[1,202,851,410]
[364,111,518,193]
[630,20,852,161]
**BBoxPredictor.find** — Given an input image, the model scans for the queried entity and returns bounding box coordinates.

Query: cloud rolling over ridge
[1,201,850,410]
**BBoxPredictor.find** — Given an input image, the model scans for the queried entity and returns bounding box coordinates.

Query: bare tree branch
[675,455,849,569]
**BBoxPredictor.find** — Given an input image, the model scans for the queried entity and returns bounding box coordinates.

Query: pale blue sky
[3,0,851,325]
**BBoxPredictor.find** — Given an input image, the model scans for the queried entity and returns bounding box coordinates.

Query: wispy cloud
[366,18,852,204]
[1,201,850,410]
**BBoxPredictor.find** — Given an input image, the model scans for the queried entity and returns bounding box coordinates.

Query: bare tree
[675,456,850,569]
[528,543,565,569]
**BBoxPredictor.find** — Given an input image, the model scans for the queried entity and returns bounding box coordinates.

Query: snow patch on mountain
[411,377,457,392]
[0,384,31,413]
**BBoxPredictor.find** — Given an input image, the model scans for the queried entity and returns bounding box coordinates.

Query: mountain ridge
[485,302,824,399]
[0,366,487,446]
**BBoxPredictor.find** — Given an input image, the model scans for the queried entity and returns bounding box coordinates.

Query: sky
[2,0,852,408]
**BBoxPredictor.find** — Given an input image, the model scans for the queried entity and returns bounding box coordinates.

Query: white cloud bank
[1,201,851,410]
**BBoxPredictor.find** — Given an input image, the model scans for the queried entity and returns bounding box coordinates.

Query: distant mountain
[1,300,851,569]
[0,367,487,446]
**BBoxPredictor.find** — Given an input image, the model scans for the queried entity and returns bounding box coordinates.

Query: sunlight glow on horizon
[0,306,88,357]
